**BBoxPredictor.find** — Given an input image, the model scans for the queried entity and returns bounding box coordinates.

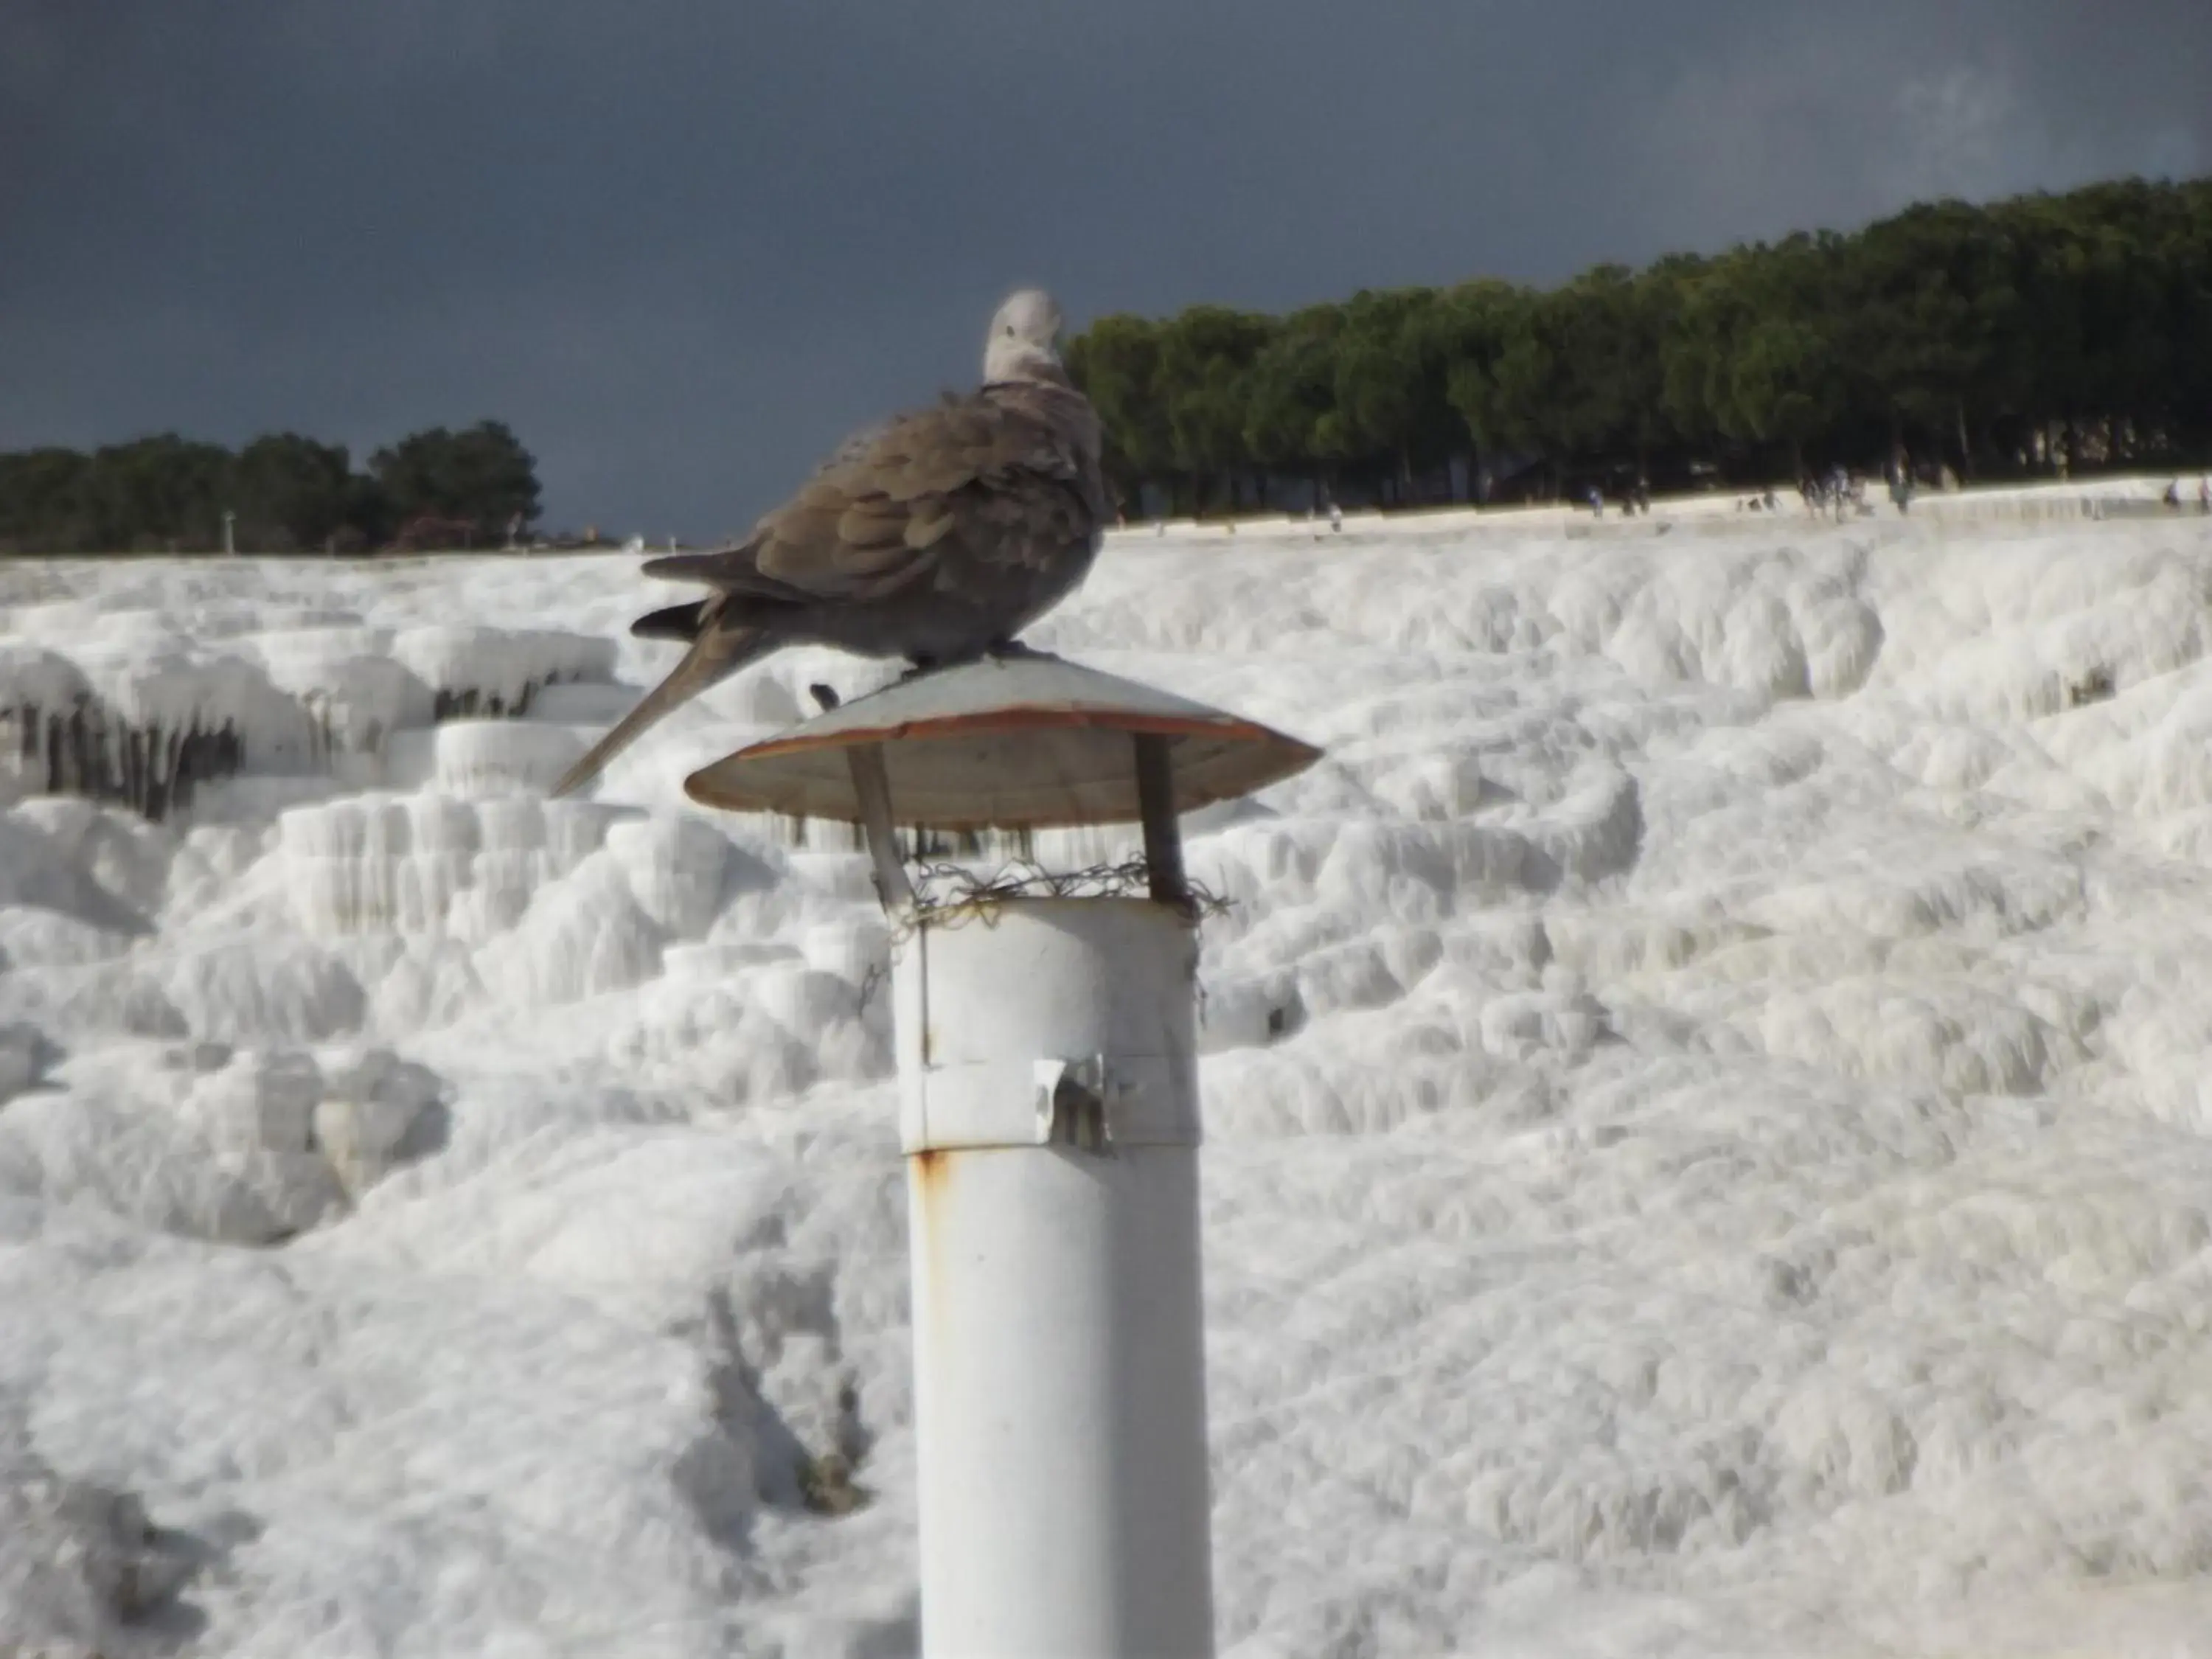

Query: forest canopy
[0,420,541,556]
[6,176,2208,549]
[1064,176,2212,515]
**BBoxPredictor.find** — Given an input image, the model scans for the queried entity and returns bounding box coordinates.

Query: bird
[549,288,1107,798]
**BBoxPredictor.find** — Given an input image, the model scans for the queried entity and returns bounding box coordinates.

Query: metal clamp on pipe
[1034,1055,1135,1150]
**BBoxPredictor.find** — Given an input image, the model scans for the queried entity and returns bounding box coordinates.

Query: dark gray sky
[4,1,2206,538]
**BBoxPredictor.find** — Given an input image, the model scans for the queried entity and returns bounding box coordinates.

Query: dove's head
[982,288,1068,386]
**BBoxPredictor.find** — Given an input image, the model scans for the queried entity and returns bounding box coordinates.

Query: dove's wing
[642,391,1096,611]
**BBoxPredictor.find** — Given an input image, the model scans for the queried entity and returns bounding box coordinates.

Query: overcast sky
[4,1,2205,537]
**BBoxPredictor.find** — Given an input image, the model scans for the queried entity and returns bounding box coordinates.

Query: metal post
[1135,732,1188,907]
[678,652,1315,1659]
[897,897,1215,1658]
[845,740,917,914]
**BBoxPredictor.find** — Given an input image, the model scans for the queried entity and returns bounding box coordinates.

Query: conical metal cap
[683,652,1321,830]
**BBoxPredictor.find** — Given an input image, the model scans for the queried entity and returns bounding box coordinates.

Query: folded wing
[641,393,1091,616]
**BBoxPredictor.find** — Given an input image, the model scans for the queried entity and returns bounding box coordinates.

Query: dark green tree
[1153,307,1275,514]
[1242,303,1345,502]
[369,420,542,543]
[233,433,353,551]
[1666,237,1843,476]
[1326,287,1460,504]
[1065,314,1173,511]
[1433,278,1534,491]
[84,435,234,551]
[0,448,94,553]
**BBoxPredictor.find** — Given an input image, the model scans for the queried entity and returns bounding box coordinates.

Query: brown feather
[549,625,775,797]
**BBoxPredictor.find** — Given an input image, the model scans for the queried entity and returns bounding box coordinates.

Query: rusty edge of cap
[702,704,1320,768]
[680,703,1324,815]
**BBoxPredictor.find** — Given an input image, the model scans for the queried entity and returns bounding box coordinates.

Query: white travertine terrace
[4,497,2212,1656]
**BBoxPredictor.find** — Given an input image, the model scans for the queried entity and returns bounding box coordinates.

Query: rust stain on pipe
[909,1147,956,1363]
[911,1146,949,1193]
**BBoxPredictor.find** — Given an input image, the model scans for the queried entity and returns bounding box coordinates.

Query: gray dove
[550,288,1107,797]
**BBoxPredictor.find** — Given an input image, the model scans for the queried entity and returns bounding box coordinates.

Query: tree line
[0,420,542,555]
[1065,176,2212,515]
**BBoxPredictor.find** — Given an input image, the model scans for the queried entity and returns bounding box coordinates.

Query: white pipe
[897,896,1214,1659]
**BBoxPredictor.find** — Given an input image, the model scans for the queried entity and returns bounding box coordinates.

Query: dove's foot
[895,641,1034,683]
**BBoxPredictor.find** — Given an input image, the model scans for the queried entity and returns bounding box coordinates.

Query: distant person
[2198,476,2210,515]
[1329,503,1343,534]
[2164,480,2183,511]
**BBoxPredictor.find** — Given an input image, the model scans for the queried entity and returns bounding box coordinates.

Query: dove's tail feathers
[549,627,777,799]
[643,548,814,605]
[641,549,749,585]
[632,600,709,642]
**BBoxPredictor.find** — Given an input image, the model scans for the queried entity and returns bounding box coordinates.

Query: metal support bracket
[845,740,917,916]
[1134,732,1189,908]
[1032,1056,1137,1152]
